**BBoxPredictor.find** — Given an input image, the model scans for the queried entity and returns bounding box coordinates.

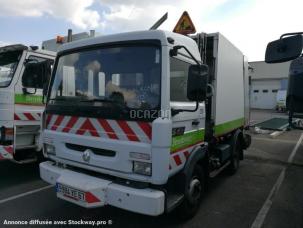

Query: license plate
[56,183,85,202]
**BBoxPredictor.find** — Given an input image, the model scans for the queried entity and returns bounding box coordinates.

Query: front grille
[65,143,116,157]
[65,164,150,189]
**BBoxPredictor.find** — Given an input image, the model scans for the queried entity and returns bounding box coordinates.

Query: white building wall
[249,61,291,109]
[250,61,291,80]
[251,80,281,109]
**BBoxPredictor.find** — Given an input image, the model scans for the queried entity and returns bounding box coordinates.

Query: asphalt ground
[1,111,303,228]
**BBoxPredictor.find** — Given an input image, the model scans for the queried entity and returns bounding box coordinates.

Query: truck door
[14,53,53,153]
[169,56,206,176]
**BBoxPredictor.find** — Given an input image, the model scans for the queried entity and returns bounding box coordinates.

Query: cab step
[13,158,37,164]
[166,192,184,213]
[209,161,230,178]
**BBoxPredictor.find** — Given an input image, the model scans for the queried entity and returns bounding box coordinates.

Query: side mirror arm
[169,46,205,117]
[280,32,303,40]
[171,101,199,117]
[22,87,37,95]
[170,45,201,65]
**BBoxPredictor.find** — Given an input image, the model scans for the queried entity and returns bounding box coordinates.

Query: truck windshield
[0,51,22,87]
[49,45,161,114]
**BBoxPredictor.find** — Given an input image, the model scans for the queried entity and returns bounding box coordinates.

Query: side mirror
[22,60,52,90]
[286,56,303,113]
[265,35,303,63]
[187,64,208,101]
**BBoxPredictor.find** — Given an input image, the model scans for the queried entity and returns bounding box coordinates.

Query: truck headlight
[133,161,152,176]
[44,144,56,155]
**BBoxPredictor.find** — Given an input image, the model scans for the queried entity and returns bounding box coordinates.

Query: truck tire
[227,137,241,174]
[177,165,205,220]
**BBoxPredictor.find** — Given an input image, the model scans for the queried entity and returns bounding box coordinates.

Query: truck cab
[0,45,55,162]
[40,30,250,218]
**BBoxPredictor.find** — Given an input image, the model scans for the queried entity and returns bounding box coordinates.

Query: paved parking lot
[1,110,303,228]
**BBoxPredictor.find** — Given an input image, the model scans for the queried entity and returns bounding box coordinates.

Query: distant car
[276,90,287,112]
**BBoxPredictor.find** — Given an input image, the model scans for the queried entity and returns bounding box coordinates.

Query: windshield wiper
[80,98,117,103]
[49,97,69,101]
[80,98,129,109]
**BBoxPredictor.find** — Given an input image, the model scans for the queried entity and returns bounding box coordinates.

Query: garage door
[251,80,281,109]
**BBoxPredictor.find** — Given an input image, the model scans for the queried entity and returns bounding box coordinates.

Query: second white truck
[0,45,55,163]
[40,29,251,218]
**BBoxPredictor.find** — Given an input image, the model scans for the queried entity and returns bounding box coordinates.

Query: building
[249,61,290,109]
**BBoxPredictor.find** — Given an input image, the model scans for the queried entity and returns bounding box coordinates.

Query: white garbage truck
[40,29,251,218]
[0,30,96,163]
[0,44,55,163]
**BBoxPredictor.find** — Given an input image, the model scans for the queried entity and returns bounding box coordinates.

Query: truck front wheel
[178,165,205,219]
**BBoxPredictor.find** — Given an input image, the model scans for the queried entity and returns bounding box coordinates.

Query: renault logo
[82,150,91,162]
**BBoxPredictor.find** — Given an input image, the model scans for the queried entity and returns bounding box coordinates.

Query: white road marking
[288,133,303,163]
[0,185,53,205]
[251,168,285,228]
[253,137,298,144]
[251,133,303,228]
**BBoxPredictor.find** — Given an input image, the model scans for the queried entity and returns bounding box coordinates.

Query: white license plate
[56,183,85,202]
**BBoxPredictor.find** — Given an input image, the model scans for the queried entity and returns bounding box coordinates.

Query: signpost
[173,11,196,35]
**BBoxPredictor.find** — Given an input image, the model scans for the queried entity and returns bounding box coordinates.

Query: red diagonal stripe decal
[63,116,79,133]
[0,153,4,160]
[76,119,99,137]
[51,115,64,131]
[117,120,140,142]
[4,146,13,155]
[24,113,36,121]
[137,122,152,140]
[85,192,101,203]
[97,119,118,139]
[46,114,53,127]
[173,155,182,166]
[184,151,190,160]
[14,114,21,120]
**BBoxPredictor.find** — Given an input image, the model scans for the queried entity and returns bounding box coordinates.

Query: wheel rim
[188,177,202,203]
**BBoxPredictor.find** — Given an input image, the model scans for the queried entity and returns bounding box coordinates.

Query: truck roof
[29,48,56,57]
[0,44,28,53]
[57,30,201,62]
[0,44,56,57]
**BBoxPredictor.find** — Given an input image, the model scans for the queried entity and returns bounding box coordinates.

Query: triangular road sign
[173,11,196,35]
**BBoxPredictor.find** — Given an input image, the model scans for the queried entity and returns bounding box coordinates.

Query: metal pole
[149,12,168,30]
[90,30,95,37]
[67,29,73,42]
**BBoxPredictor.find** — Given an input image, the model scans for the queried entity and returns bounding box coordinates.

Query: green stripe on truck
[214,117,245,136]
[15,94,43,105]
[171,129,204,153]
[171,117,245,152]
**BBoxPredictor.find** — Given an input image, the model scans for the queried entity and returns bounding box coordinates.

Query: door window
[170,57,191,102]
[22,55,53,89]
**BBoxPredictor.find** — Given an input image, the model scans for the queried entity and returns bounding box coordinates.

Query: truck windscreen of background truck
[0,51,22,87]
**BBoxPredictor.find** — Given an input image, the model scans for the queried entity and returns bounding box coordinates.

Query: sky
[0,0,302,61]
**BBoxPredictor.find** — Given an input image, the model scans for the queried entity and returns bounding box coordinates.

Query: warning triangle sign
[173,11,196,35]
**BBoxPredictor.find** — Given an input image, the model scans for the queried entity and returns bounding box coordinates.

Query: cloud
[0,41,10,47]
[1,0,303,60]
[0,0,101,29]
[200,0,303,61]
[97,0,303,60]
[98,0,230,32]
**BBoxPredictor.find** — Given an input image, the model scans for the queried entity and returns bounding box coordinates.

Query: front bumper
[0,145,13,160]
[40,161,165,216]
